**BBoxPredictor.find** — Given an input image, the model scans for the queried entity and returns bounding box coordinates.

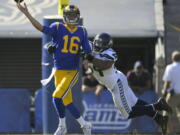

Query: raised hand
[16,2,29,15]
[15,0,43,31]
[14,0,24,3]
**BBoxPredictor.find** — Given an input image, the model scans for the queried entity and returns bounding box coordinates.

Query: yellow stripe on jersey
[64,24,78,33]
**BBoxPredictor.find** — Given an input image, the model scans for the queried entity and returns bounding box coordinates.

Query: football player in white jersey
[85,33,172,135]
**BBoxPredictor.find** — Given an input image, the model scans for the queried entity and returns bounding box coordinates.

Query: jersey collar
[64,24,78,33]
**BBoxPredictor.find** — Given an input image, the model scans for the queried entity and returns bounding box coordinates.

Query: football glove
[77,46,85,57]
[46,43,56,55]
[84,53,94,62]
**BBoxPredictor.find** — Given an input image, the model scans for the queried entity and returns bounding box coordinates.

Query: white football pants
[110,71,138,118]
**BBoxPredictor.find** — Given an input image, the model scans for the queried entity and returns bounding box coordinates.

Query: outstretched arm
[85,53,114,70]
[16,2,43,31]
[92,58,114,70]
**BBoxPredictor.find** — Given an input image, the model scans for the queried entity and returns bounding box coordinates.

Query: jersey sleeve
[81,26,92,54]
[42,22,60,36]
[98,49,118,61]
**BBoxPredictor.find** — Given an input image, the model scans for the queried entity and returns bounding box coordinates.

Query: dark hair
[172,51,180,62]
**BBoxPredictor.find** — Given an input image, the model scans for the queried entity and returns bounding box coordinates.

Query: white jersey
[90,48,119,90]
[90,48,138,118]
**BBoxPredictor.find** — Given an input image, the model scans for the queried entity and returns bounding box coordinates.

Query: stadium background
[0,0,180,134]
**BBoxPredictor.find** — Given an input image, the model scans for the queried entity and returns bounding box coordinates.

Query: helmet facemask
[93,39,104,52]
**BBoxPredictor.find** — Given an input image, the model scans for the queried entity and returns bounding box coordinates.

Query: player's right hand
[16,1,29,15]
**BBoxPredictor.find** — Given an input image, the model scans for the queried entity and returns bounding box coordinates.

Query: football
[14,0,24,3]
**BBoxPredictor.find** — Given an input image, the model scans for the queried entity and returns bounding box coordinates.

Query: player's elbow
[36,26,43,32]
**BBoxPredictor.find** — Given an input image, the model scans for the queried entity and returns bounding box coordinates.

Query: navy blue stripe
[117,79,131,114]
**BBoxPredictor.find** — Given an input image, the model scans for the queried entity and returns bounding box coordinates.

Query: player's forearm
[94,85,104,96]
[92,59,113,70]
[82,85,96,92]
[25,12,43,31]
[16,3,43,31]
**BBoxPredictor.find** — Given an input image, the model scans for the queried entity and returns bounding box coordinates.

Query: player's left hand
[47,43,56,55]
[84,53,94,62]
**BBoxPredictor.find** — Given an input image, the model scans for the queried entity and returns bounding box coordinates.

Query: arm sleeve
[42,22,60,36]
[81,27,92,54]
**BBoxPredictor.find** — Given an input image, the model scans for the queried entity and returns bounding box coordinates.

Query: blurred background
[0,0,180,134]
